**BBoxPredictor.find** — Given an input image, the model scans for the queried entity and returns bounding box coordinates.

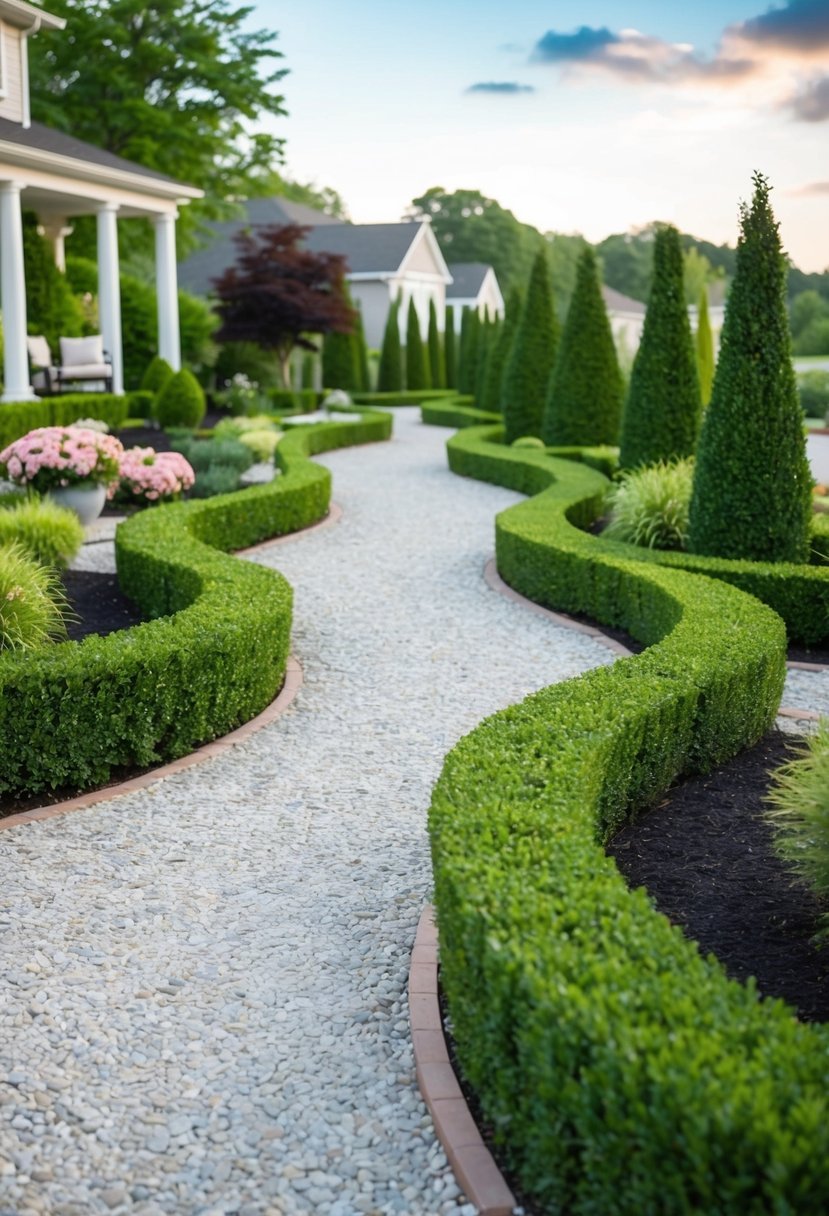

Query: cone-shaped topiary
[428,299,445,389]
[542,248,623,446]
[322,326,358,390]
[502,251,559,442]
[141,355,174,396]
[405,297,430,390]
[444,307,457,389]
[353,306,371,392]
[474,313,495,406]
[618,226,700,469]
[156,368,206,430]
[301,352,315,389]
[688,173,812,563]
[481,289,521,414]
[378,297,403,391]
[458,308,479,396]
[696,289,715,408]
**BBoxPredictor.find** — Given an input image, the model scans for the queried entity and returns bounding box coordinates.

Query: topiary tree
[353,306,371,392]
[301,352,315,389]
[502,251,559,442]
[141,355,174,395]
[542,247,623,446]
[696,289,715,408]
[688,173,812,563]
[458,307,479,395]
[378,297,402,391]
[481,289,521,414]
[322,325,358,390]
[474,312,495,406]
[444,306,457,389]
[405,297,429,391]
[618,226,700,469]
[156,367,206,430]
[428,298,445,389]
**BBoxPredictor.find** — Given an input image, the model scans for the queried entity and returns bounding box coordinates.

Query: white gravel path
[0,410,612,1216]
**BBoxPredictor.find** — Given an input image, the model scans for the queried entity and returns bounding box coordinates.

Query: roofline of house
[0,139,203,201]
[397,221,453,284]
[0,1,65,32]
[347,269,451,284]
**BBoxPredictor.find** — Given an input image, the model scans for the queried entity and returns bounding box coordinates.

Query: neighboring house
[446,263,505,331]
[177,198,454,348]
[0,0,202,401]
[603,284,725,357]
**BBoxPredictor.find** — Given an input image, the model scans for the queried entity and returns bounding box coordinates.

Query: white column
[0,180,36,403]
[38,220,74,273]
[153,211,181,370]
[96,202,123,395]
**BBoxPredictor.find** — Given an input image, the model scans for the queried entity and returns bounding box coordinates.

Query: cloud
[533,26,618,63]
[736,0,829,52]
[531,25,754,84]
[791,180,829,196]
[465,81,536,95]
[787,74,829,119]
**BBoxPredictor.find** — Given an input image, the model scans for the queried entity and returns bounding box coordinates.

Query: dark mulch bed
[62,568,144,642]
[608,729,829,1022]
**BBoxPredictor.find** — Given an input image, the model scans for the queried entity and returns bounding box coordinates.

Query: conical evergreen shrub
[458,308,479,396]
[618,226,700,469]
[688,173,812,563]
[428,299,445,389]
[405,298,430,390]
[502,252,559,442]
[378,297,402,391]
[301,352,315,389]
[481,289,520,414]
[696,289,715,408]
[322,327,358,390]
[474,313,494,406]
[353,306,371,392]
[141,355,174,396]
[542,248,623,446]
[444,307,457,389]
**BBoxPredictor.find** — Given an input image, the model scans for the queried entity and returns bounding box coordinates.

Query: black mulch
[608,729,829,1022]
[62,568,144,642]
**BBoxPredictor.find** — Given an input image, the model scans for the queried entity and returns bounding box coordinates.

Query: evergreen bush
[481,289,521,414]
[688,174,812,563]
[140,355,174,396]
[353,308,371,392]
[444,306,457,389]
[405,298,429,391]
[474,313,494,406]
[458,308,479,395]
[696,289,715,408]
[0,542,67,651]
[542,247,623,445]
[377,298,403,392]
[0,498,84,569]
[155,368,206,430]
[604,457,694,550]
[322,327,358,391]
[502,251,559,442]
[428,299,445,389]
[619,226,701,469]
[766,722,829,937]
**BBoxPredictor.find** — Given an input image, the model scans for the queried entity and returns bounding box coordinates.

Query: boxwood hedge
[0,408,391,798]
[431,425,829,1213]
[0,394,132,448]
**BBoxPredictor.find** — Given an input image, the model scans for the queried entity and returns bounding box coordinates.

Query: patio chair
[27,334,58,396]
[27,334,113,396]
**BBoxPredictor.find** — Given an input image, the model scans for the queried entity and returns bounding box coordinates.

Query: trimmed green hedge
[432,426,829,1213]
[351,389,456,406]
[0,408,391,797]
[0,394,131,448]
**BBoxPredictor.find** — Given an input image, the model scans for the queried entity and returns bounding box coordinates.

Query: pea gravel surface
[1,410,612,1216]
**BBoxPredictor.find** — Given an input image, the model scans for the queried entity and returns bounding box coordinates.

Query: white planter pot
[46,483,107,526]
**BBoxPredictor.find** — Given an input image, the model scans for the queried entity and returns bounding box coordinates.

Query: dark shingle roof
[446,263,491,299]
[0,117,194,188]
[303,223,421,274]
[601,285,646,314]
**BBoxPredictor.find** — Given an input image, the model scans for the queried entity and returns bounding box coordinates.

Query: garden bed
[63,569,144,641]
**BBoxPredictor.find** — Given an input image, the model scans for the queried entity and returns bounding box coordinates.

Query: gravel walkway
[0,410,612,1216]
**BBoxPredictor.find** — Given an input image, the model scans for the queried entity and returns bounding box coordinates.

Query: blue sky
[254,1,829,270]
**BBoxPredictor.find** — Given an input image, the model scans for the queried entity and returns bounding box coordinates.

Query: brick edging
[410,905,515,1216]
[0,657,303,832]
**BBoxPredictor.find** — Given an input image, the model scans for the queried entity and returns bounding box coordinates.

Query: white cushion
[27,335,52,368]
[60,335,104,367]
[57,362,111,379]
[31,368,57,389]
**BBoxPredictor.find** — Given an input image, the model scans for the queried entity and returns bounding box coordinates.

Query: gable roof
[305,222,428,276]
[602,284,646,315]
[243,197,342,228]
[0,0,64,30]
[446,263,491,299]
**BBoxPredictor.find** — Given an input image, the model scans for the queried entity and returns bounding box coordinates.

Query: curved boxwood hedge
[431,426,829,1213]
[0,393,157,448]
[0,408,391,798]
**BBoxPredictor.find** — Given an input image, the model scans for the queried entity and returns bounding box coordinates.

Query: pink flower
[115,447,195,505]
[0,426,124,493]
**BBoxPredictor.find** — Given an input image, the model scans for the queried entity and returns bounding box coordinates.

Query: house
[177,198,454,348]
[446,263,505,330]
[602,284,725,357]
[0,0,202,402]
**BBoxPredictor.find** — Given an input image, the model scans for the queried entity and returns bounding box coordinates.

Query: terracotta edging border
[410,905,516,1216]
[483,556,824,724]
[0,657,303,832]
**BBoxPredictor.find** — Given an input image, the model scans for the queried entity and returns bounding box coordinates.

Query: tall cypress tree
[353,305,371,392]
[444,306,457,389]
[322,326,358,391]
[542,247,623,446]
[458,308,479,395]
[378,297,403,391]
[618,226,700,469]
[474,312,493,405]
[688,173,811,563]
[481,288,521,414]
[427,298,445,389]
[502,251,559,443]
[405,297,430,390]
[696,289,715,408]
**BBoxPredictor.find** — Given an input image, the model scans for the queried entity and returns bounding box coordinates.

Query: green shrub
[542,247,623,446]
[793,318,829,356]
[797,370,829,417]
[23,212,85,349]
[0,395,129,449]
[353,307,371,392]
[237,429,281,462]
[169,436,254,474]
[125,390,155,421]
[0,498,84,568]
[156,368,206,430]
[511,435,546,449]
[189,465,242,498]
[433,426,829,1214]
[619,225,700,469]
[427,298,445,390]
[322,310,359,391]
[0,542,67,651]
[444,306,457,389]
[696,289,715,408]
[377,298,403,393]
[766,722,829,934]
[458,307,479,396]
[405,298,430,391]
[140,355,174,395]
[502,251,559,442]
[689,175,812,563]
[481,287,520,414]
[604,458,694,550]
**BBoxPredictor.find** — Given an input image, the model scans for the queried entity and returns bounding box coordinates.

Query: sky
[252,0,829,272]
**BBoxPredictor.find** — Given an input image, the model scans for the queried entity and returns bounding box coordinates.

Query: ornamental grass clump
[0,426,124,493]
[0,498,84,568]
[604,457,694,550]
[766,721,829,936]
[0,542,67,651]
[115,448,195,505]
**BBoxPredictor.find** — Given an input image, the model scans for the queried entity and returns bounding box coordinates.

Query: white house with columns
[0,0,201,402]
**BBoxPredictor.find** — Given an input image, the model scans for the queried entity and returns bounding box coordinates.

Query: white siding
[348,280,392,349]
[0,23,24,124]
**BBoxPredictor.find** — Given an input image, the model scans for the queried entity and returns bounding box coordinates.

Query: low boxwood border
[430,425,829,1213]
[0,408,391,798]
[0,393,160,448]
[351,389,457,406]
